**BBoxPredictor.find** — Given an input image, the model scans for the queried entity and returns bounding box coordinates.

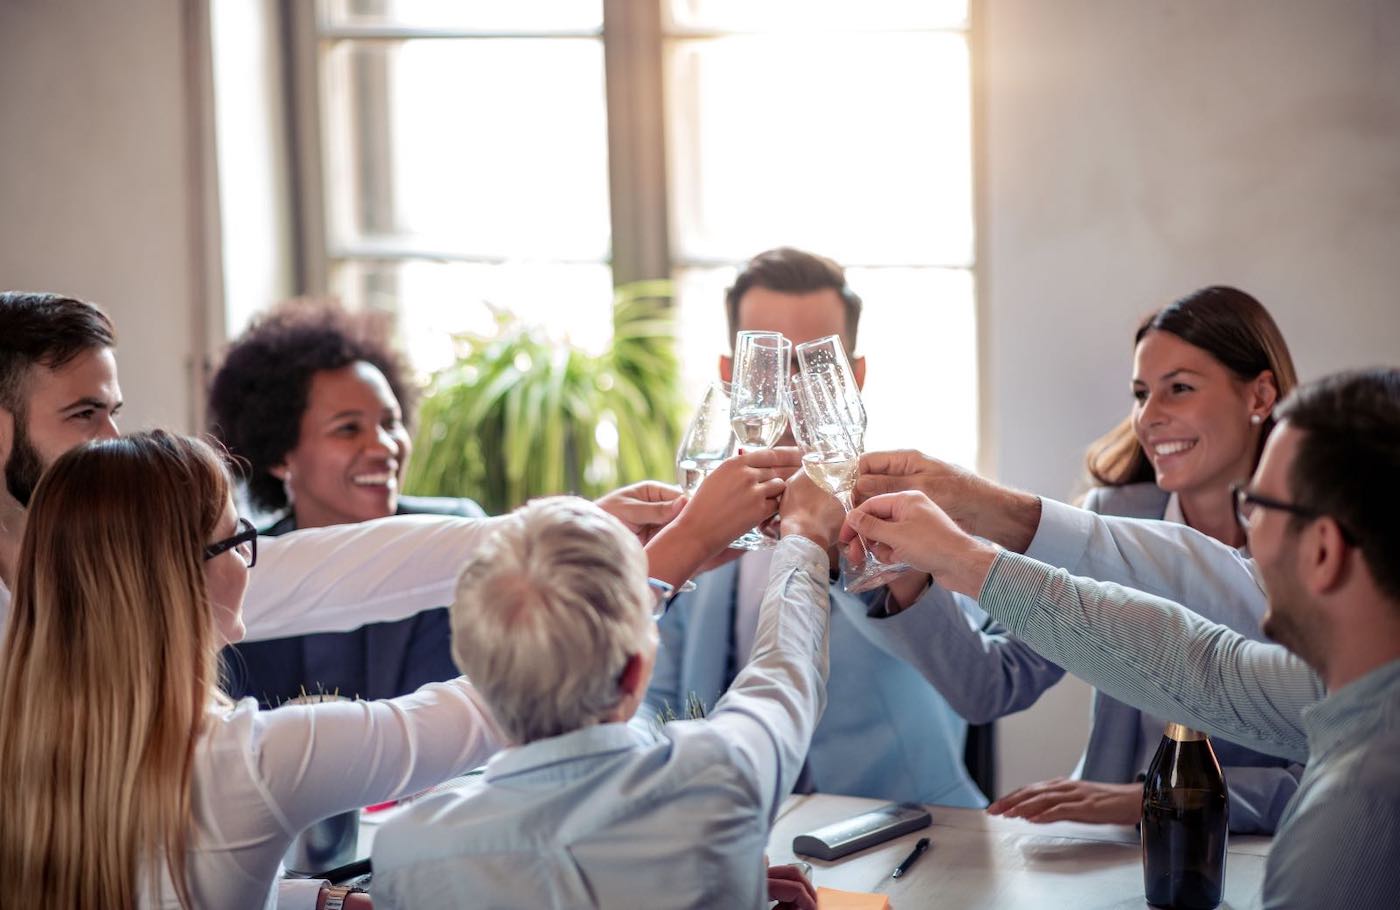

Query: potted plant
[404,281,685,514]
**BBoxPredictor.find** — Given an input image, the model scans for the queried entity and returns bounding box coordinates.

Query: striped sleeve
[979,550,1321,764]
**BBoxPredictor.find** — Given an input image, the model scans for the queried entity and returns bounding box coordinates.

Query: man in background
[642,247,987,807]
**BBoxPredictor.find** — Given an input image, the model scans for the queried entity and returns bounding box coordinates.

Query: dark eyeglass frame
[204,517,258,568]
[1230,482,1356,543]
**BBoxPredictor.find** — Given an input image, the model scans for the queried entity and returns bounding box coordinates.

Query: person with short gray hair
[449,496,658,745]
[371,467,844,909]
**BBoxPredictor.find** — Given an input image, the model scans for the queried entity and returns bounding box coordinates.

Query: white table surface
[767,794,1270,909]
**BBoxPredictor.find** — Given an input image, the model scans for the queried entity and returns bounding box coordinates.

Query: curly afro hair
[208,298,418,513]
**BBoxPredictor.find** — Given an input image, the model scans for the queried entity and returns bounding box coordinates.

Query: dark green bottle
[1141,723,1229,909]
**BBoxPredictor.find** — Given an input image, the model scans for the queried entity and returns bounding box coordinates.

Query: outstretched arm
[843,493,1320,763]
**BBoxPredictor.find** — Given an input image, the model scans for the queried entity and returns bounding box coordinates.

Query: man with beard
[843,369,1400,909]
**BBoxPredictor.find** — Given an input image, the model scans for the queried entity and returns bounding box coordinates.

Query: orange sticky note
[817,886,891,910]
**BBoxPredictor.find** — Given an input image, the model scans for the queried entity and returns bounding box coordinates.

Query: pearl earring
[1250,414,1263,426]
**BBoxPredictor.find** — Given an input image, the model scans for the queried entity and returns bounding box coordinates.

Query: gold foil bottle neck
[1164,722,1206,742]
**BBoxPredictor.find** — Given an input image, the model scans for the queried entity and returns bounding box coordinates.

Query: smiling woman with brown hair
[985,286,1305,832]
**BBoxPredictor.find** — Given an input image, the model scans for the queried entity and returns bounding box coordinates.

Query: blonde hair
[449,496,652,744]
[0,430,231,909]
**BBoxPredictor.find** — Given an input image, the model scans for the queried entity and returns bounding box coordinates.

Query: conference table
[767,794,1271,908]
[353,790,1270,907]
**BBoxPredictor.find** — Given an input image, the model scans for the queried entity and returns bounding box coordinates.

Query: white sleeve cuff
[277,877,328,910]
[1024,497,1094,572]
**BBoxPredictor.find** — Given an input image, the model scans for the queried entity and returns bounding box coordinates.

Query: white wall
[980,0,1400,792]
[0,0,214,434]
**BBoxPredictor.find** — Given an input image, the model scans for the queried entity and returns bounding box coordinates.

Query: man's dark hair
[724,247,863,352]
[1275,368,1400,603]
[0,292,116,412]
[207,298,417,513]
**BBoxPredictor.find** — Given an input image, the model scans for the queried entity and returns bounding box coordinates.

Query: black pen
[890,836,930,879]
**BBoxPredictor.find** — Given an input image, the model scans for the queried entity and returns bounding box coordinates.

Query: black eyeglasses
[204,517,258,568]
[1230,483,1356,543]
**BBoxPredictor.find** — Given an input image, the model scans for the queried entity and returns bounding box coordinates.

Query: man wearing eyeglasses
[841,368,1400,909]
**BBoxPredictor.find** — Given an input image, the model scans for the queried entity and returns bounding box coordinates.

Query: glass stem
[836,491,875,566]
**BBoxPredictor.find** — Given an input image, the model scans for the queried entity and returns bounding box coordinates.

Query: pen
[890,836,930,879]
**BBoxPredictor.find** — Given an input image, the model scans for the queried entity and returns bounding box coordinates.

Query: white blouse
[1,513,504,645]
[142,679,502,909]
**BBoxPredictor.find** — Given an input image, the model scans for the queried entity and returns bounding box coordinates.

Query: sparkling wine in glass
[728,331,790,550]
[671,381,737,592]
[789,371,909,593]
[794,334,866,448]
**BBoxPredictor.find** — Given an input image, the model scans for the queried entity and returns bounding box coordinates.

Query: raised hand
[855,450,1041,553]
[686,446,802,546]
[594,480,687,544]
[778,469,846,551]
[643,447,801,589]
[841,491,999,598]
[988,777,1142,826]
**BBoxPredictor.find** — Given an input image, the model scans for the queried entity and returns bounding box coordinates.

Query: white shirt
[0,513,506,908]
[371,536,831,910]
[143,679,502,909]
[0,513,503,644]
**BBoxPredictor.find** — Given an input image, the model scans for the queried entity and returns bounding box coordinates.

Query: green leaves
[404,283,686,515]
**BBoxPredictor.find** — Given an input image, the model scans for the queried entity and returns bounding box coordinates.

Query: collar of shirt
[1300,657,1400,759]
[1162,492,1185,525]
[484,722,642,784]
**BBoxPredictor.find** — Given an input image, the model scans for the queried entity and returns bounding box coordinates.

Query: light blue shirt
[645,553,985,808]
[832,492,1300,831]
[370,536,831,910]
[979,547,1400,910]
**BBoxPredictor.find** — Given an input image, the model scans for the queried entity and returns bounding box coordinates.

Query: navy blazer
[642,555,986,808]
[221,495,484,707]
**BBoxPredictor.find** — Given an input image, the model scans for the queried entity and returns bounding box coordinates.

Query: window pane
[664,0,967,32]
[322,38,611,259]
[320,0,602,32]
[675,265,977,469]
[330,259,616,375]
[666,33,972,266]
[845,266,977,468]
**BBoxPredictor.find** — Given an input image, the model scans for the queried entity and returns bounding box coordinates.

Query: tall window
[305,0,976,466]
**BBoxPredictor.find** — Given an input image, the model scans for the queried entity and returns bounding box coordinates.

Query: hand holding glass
[789,371,908,593]
[672,381,737,591]
[728,332,790,550]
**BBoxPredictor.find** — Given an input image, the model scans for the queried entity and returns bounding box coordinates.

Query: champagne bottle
[1141,723,1229,909]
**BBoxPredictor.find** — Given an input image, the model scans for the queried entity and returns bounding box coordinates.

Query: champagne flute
[728,331,790,550]
[794,334,866,448]
[672,381,736,591]
[789,371,909,593]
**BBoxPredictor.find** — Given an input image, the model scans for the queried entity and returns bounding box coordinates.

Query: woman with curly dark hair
[208,298,484,707]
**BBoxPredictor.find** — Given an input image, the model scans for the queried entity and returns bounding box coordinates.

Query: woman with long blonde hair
[0,431,503,909]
